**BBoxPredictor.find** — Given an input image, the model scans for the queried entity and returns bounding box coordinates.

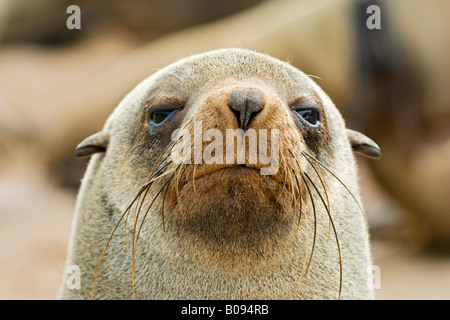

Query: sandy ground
[1,163,449,300]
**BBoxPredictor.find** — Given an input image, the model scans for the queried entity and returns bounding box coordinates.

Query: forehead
[146,49,318,104]
[105,49,333,132]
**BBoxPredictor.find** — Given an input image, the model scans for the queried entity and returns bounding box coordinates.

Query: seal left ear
[347,129,381,159]
[75,131,109,157]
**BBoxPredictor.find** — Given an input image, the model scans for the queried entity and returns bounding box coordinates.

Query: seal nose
[228,90,264,130]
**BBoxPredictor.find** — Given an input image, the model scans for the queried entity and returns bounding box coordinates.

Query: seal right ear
[347,129,381,159]
[74,131,109,157]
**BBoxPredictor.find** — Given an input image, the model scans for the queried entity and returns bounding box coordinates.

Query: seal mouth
[171,163,292,215]
[190,164,282,185]
[173,163,290,195]
[196,164,260,176]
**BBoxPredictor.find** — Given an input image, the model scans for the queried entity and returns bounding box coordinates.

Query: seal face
[61,48,380,300]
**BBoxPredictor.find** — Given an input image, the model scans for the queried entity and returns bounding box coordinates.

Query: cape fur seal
[59,48,380,300]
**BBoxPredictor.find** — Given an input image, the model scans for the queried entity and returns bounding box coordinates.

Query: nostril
[230,108,243,128]
[228,90,264,130]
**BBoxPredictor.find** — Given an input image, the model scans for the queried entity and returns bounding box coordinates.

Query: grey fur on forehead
[104,48,338,131]
[163,48,321,91]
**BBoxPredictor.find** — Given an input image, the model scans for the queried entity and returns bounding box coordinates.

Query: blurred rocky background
[0,0,449,299]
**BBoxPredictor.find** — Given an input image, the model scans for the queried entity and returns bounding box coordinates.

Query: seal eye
[291,103,321,128]
[152,111,173,124]
[148,105,182,126]
[297,109,319,126]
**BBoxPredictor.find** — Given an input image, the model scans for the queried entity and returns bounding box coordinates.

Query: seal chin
[165,165,297,262]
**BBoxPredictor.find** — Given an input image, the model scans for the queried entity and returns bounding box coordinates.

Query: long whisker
[124,140,174,233]
[124,158,173,250]
[160,161,187,232]
[286,149,304,232]
[300,151,332,241]
[175,163,188,215]
[161,180,170,233]
[300,173,317,278]
[302,151,367,232]
[292,171,317,298]
[292,129,332,239]
[131,168,178,299]
[93,121,190,299]
[126,188,146,252]
[126,135,182,299]
[293,173,303,232]
[90,182,151,300]
[136,166,181,245]
[275,167,303,263]
[303,172,342,300]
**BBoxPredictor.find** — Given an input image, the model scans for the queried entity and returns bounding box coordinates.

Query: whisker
[286,149,304,233]
[124,157,173,250]
[161,180,170,233]
[192,163,198,193]
[90,182,151,300]
[292,171,317,298]
[291,127,332,239]
[275,168,302,263]
[126,137,182,299]
[300,151,332,241]
[300,174,317,277]
[130,168,179,299]
[302,151,368,233]
[303,172,342,300]
[175,163,188,215]
[136,166,180,245]
[295,173,304,232]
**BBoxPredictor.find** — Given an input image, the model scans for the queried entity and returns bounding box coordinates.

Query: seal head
[61,48,380,300]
